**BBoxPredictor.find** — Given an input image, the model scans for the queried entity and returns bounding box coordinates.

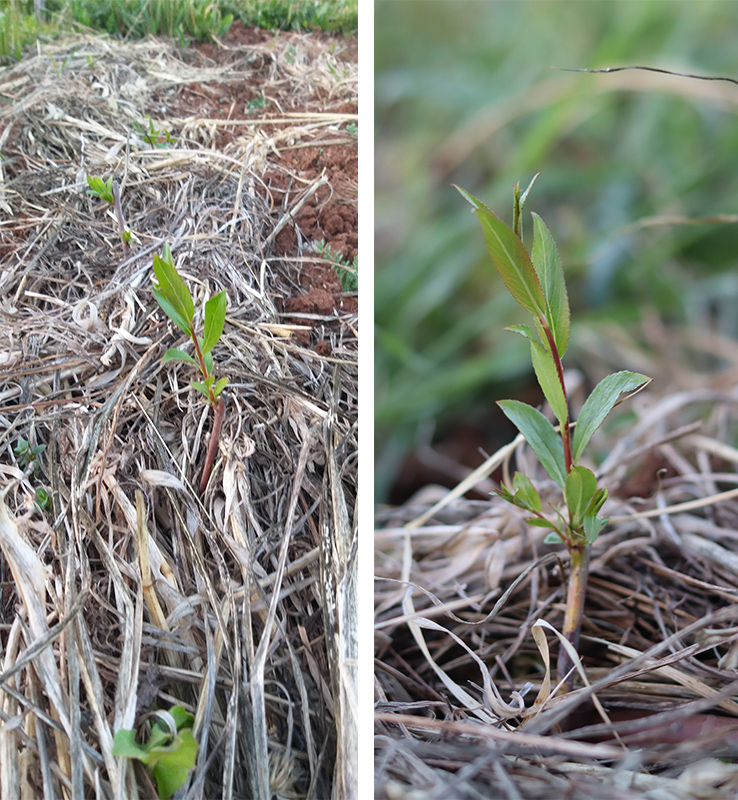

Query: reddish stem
[199,392,226,494]
[540,321,572,473]
[190,333,217,409]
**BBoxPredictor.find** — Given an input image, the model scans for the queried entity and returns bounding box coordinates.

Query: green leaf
[87,176,114,203]
[529,340,568,427]
[191,381,210,399]
[213,377,228,397]
[543,531,563,544]
[505,323,537,341]
[587,486,608,518]
[202,291,226,353]
[112,729,150,760]
[152,250,194,332]
[498,399,567,488]
[152,285,192,336]
[512,471,541,512]
[583,514,609,544]
[203,351,213,375]
[565,465,598,529]
[528,518,555,529]
[150,730,198,799]
[530,213,570,356]
[168,705,194,730]
[162,348,197,366]
[454,185,546,317]
[572,371,651,461]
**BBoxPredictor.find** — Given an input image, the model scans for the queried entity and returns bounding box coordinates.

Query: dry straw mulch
[0,30,357,800]
[375,327,738,800]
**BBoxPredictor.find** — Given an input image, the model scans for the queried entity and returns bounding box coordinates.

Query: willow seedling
[455,178,650,692]
[151,244,228,492]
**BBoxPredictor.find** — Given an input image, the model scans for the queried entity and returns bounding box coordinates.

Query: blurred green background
[375,0,738,504]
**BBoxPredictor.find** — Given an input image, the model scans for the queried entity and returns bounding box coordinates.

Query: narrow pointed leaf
[161,348,197,366]
[152,286,192,335]
[202,291,226,353]
[519,172,541,208]
[203,350,213,375]
[152,251,194,328]
[454,185,545,317]
[565,465,598,529]
[531,213,570,355]
[498,399,567,488]
[529,340,568,426]
[213,377,228,397]
[572,371,650,461]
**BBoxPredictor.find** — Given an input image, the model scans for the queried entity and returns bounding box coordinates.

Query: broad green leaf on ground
[572,371,650,461]
[531,212,570,355]
[565,465,598,529]
[202,290,226,353]
[150,730,198,799]
[498,399,567,488]
[454,185,546,317]
[529,340,568,426]
[153,249,194,332]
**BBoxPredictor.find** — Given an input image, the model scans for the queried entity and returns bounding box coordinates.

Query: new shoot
[456,178,650,692]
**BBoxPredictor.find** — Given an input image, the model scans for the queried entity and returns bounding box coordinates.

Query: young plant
[112,705,198,799]
[313,238,358,291]
[151,245,228,492]
[133,115,175,149]
[86,175,138,251]
[455,178,650,692]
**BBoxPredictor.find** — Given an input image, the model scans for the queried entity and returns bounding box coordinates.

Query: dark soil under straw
[0,23,357,800]
[375,359,738,799]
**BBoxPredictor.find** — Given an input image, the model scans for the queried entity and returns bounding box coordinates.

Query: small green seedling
[14,437,45,472]
[314,238,358,291]
[346,122,358,136]
[152,244,228,410]
[113,705,198,799]
[87,176,137,250]
[456,177,650,692]
[86,175,114,204]
[133,116,175,148]
[246,92,267,114]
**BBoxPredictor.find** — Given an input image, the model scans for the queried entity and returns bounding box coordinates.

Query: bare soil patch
[0,24,357,800]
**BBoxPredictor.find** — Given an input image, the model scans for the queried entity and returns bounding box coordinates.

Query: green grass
[227,0,357,33]
[375,0,738,502]
[0,0,357,60]
[0,0,39,62]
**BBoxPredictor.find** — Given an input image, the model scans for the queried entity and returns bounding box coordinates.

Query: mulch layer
[0,21,357,800]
